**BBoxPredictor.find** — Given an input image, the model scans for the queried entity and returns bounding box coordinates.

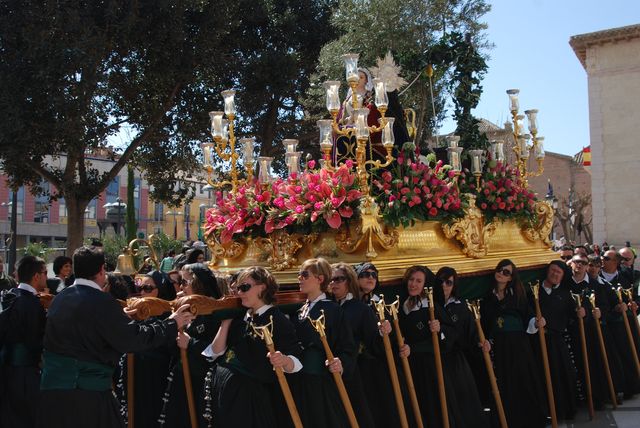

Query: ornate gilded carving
[254,230,318,271]
[206,234,248,265]
[336,197,399,259]
[522,200,554,247]
[442,195,496,258]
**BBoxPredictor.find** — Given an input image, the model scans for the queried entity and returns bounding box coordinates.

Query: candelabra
[201,90,256,192]
[321,53,395,199]
[506,89,545,187]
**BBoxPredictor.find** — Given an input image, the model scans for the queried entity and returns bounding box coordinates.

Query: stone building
[570,24,640,247]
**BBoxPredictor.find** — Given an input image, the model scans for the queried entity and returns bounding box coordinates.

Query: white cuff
[284,355,303,373]
[201,343,227,360]
[526,317,538,334]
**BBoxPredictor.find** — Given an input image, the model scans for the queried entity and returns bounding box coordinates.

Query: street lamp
[0,191,17,275]
[103,197,126,235]
[166,210,182,240]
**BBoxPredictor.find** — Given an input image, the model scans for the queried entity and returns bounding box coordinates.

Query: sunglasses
[440,279,454,287]
[602,256,613,262]
[237,282,255,293]
[621,256,632,262]
[331,275,347,283]
[137,285,157,293]
[180,278,193,286]
[573,260,587,266]
[496,268,512,277]
[358,271,378,279]
[298,270,311,279]
[560,255,573,261]
[588,263,600,268]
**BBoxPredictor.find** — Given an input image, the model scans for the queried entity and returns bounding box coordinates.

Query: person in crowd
[559,245,575,264]
[117,270,176,428]
[330,263,378,427]
[185,248,206,264]
[167,270,182,295]
[291,257,356,428]
[529,260,579,421]
[355,262,381,304]
[160,263,221,428]
[206,266,302,427]
[574,245,590,258]
[600,249,631,288]
[567,253,612,410]
[619,246,640,302]
[46,255,73,294]
[37,246,194,428]
[104,272,130,301]
[399,265,459,428]
[160,250,176,273]
[433,266,490,427]
[480,259,547,428]
[0,255,47,428]
[0,255,17,291]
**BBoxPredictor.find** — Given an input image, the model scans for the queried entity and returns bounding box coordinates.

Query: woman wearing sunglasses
[160,263,222,428]
[291,257,356,428]
[116,270,176,428]
[204,266,302,427]
[433,267,489,428]
[480,259,547,428]
[399,265,458,428]
[356,262,381,304]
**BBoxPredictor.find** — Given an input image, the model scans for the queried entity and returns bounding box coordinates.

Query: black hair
[185,248,205,264]
[53,256,73,275]
[73,246,105,280]
[434,266,458,306]
[16,255,46,284]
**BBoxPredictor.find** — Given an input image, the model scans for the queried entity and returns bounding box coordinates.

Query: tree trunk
[259,96,281,156]
[66,197,89,255]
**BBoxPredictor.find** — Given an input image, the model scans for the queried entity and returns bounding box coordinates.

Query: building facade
[571,24,640,247]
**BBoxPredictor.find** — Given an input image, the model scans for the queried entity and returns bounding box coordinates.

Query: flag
[582,147,591,166]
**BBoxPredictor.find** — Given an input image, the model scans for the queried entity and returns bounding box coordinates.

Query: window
[6,187,25,222]
[153,202,164,222]
[86,199,97,219]
[58,198,67,218]
[106,177,120,204]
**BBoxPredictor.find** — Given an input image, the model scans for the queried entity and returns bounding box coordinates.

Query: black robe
[0,287,46,428]
[290,298,356,428]
[399,298,462,428]
[213,306,302,428]
[443,300,490,428]
[160,312,219,428]
[533,283,578,421]
[481,289,547,428]
[37,283,179,428]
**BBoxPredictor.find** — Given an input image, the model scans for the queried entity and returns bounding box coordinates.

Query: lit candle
[381,117,395,147]
[473,155,481,173]
[355,108,370,139]
[373,78,388,109]
[209,111,224,139]
[342,53,360,83]
[282,139,299,154]
[221,90,236,116]
[323,81,341,112]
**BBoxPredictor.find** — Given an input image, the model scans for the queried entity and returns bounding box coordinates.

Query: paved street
[561,394,640,427]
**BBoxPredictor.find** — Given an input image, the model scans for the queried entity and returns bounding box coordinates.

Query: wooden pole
[180,329,199,428]
[388,298,424,428]
[309,311,359,428]
[615,288,640,379]
[425,287,449,428]
[589,294,617,409]
[623,288,640,356]
[530,282,558,428]
[127,353,135,428]
[372,298,409,428]
[573,294,594,419]
[250,316,303,428]
[468,301,508,428]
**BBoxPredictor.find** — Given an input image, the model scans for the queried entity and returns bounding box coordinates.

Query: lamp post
[166,210,182,240]
[103,197,126,235]
[0,191,17,275]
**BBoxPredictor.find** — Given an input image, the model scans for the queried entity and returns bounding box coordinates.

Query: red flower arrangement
[371,142,465,227]
[205,161,362,244]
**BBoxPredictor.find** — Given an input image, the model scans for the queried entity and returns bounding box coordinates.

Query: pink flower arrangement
[205,162,362,244]
[371,143,465,227]
[470,161,537,222]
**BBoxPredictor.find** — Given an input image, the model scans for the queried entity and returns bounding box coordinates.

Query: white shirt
[338,293,354,306]
[601,270,618,283]
[17,283,37,295]
[298,293,327,319]
[74,278,103,291]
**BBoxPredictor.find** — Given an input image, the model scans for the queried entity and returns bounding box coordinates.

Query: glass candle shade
[282,139,299,154]
[525,109,538,134]
[506,89,520,113]
[342,53,360,84]
[373,78,388,109]
[534,137,545,160]
[240,137,255,164]
[447,135,460,148]
[324,81,341,112]
[381,117,395,148]
[221,90,236,116]
[286,152,302,175]
[355,108,370,139]
[258,157,274,183]
[518,135,530,159]
[490,140,505,162]
[317,119,333,147]
[209,111,225,140]
[469,149,484,174]
[200,143,214,168]
[448,147,463,171]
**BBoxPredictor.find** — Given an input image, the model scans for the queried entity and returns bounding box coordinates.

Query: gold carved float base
[206,203,556,286]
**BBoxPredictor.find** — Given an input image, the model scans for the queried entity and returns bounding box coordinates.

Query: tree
[303,0,491,150]
[0,0,334,251]
[125,166,136,242]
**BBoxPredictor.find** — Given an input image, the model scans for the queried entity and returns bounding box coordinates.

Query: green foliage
[149,232,184,260]
[87,235,129,271]
[21,242,51,260]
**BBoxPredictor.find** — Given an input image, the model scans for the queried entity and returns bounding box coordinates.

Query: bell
[114,249,136,276]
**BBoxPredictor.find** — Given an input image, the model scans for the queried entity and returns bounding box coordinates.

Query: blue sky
[440,0,640,157]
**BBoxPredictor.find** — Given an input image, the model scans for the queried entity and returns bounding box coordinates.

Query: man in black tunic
[0,255,48,428]
[36,246,194,428]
